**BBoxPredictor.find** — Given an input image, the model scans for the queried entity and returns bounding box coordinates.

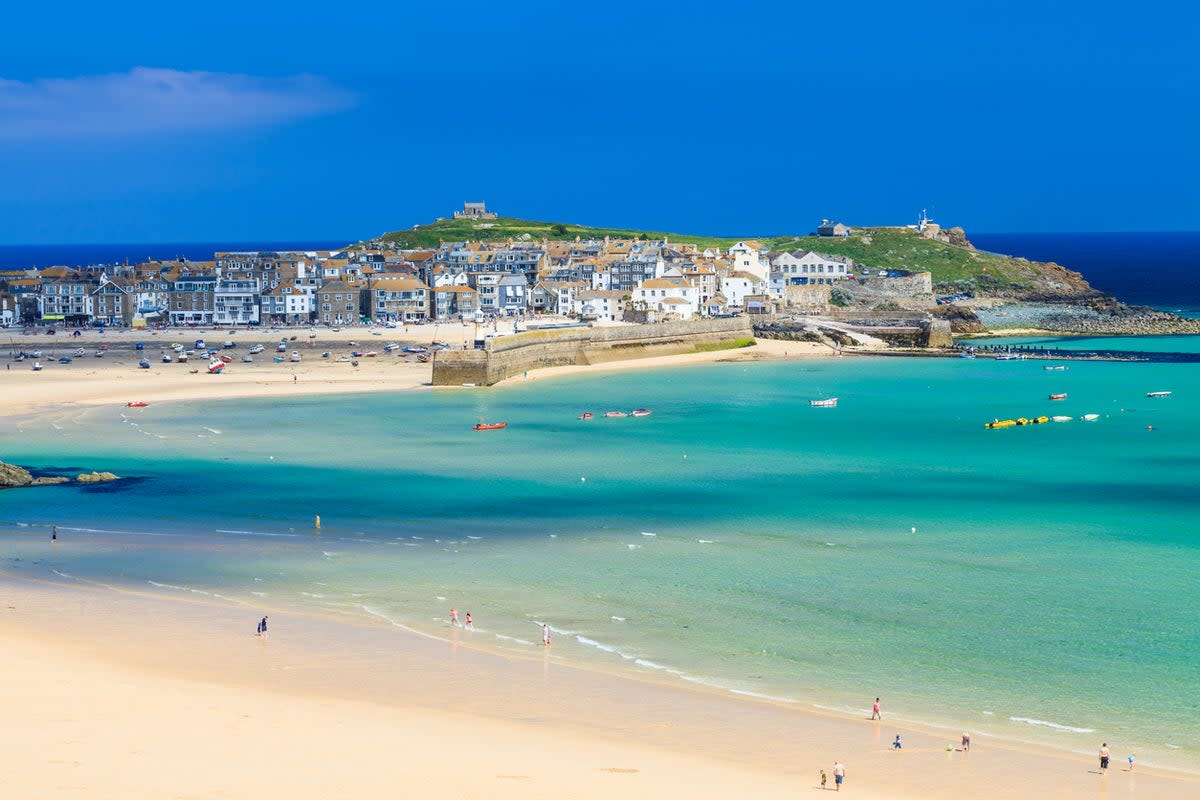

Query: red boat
[631,409,652,417]
[604,411,627,418]
[578,412,594,420]
[126,401,149,408]
[472,422,508,431]
[1049,393,1067,400]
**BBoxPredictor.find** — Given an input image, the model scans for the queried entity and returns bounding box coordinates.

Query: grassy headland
[366,217,1095,300]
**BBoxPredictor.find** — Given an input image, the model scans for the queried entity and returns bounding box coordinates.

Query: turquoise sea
[3,344,1199,771]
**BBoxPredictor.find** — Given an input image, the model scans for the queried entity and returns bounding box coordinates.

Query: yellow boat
[985,419,1017,429]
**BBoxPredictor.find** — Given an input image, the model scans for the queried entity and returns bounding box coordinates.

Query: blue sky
[1,0,1196,242]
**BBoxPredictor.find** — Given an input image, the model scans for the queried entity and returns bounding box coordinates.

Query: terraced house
[367,277,429,323]
[316,280,361,325]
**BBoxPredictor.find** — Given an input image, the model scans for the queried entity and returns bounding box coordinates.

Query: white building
[719,271,768,308]
[726,241,770,281]
[574,289,627,322]
[214,277,261,326]
[770,250,852,285]
[633,278,698,319]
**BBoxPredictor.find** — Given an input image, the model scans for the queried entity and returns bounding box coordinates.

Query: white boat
[1051,415,1072,422]
[996,354,1025,361]
[32,361,43,371]
[810,398,838,408]
[249,344,264,354]
[1043,365,1068,371]
[207,358,225,374]
[1146,391,1172,398]
[1082,413,1100,421]
[289,352,302,362]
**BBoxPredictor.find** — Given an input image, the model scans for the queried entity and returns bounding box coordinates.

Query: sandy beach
[1,571,1193,800]
[0,323,827,415]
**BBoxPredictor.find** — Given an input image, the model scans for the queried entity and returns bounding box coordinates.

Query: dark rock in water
[30,476,71,486]
[76,471,120,484]
[0,461,33,488]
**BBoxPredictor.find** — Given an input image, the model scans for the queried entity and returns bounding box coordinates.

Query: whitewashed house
[719,271,768,308]
[771,250,852,285]
[726,241,770,281]
[633,277,698,319]
[573,289,627,322]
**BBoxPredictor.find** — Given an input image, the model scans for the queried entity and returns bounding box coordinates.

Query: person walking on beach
[1099,743,1110,771]
[819,769,827,790]
[542,623,552,647]
[961,732,971,752]
[258,616,268,638]
[1127,753,1135,771]
[450,608,459,626]
[892,734,902,750]
[833,761,845,791]
[871,697,881,720]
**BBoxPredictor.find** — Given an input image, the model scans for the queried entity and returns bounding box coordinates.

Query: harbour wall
[431,318,755,386]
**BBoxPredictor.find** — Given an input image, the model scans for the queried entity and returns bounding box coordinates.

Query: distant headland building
[454,202,497,220]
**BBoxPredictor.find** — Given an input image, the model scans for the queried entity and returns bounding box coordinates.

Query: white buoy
[911,526,917,534]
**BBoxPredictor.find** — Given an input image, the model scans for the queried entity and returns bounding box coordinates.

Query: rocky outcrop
[0,461,33,487]
[945,227,973,249]
[930,304,986,334]
[76,471,119,484]
[1,460,120,488]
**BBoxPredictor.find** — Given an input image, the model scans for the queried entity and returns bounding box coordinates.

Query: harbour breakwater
[431,318,754,386]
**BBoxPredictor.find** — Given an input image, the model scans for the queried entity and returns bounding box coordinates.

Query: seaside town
[0,203,915,330]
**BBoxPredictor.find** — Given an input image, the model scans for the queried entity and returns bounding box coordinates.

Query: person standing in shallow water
[1099,743,1110,771]
[871,697,881,720]
[51,526,57,542]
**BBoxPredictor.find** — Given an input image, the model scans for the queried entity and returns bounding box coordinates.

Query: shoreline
[3,570,1195,799]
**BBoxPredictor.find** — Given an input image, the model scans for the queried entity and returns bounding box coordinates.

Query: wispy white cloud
[0,67,355,139]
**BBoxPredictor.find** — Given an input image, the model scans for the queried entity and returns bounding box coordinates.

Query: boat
[242,355,254,363]
[223,340,235,349]
[58,356,72,364]
[604,411,628,418]
[94,349,104,357]
[176,353,188,362]
[809,398,838,408]
[959,352,976,359]
[363,351,378,357]
[1082,413,1100,421]
[138,358,151,369]
[402,345,428,354]
[1043,365,1067,371]
[384,342,400,352]
[631,409,653,417]
[219,354,234,363]
[73,347,86,357]
[32,361,43,371]
[1146,391,1172,398]
[472,422,508,431]
[1049,393,1067,400]
[161,353,173,363]
[249,344,264,354]
[984,419,1017,429]
[995,354,1025,361]
[578,412,594,420]
[207,358,225,374]
[289,352,302,362]
[1031,415,1050,424]
[1052,415,1072,422]
[126,401,149,408]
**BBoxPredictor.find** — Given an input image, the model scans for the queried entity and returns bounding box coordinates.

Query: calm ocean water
[0,241,350,269]
[971,231,1200,312]
[3,353,1199,770]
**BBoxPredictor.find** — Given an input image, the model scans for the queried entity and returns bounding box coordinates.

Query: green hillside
[366,217,1095,298]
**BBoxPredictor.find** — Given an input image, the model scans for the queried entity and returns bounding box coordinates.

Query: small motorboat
[959,352,976,359]
[219,354,234,363]
[604,411,628,418]
[1082,413,1100,421]
[578,412,594,420]
[161,353,173,363]
[996,354,1025,361]
[473,422,508,431]
[249,344,264,354]
[207,358,225,374]
[73,347,86,357]
[1043,365,1067,371]
[363,351,378,357]
[384,342,400,352]
[1049,393,1067,400]
[94,349,105,357]
[631,409,653,417]
[1051,415,1072,422]
[403,345,428,354]
[289,352,302,362]
[242,355,254,363]
[127,401,149,408]
[272,356,285,363]
[223,340,235,349]
[351,351,364,358]
[58,356,72,364]
[1146,391,1172,398]
[985,419,1016,429]
[176,353,189,362]
[810,398,838,408]
[321,351,331,358]
[32,361,43,371]
[138,358,151,369]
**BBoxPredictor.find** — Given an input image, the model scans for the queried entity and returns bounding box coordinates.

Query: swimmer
[450,608,459,626]
[464,612,473,628]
